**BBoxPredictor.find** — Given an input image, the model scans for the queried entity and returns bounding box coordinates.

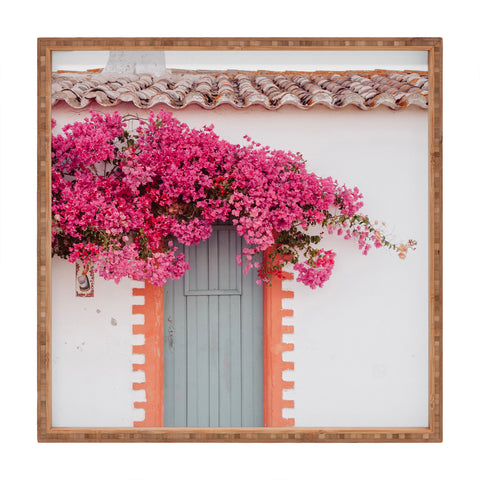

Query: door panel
[164,226,263,427]
[185,227,242,295]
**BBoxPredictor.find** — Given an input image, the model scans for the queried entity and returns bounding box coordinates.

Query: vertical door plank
[240,249,254,426]
[173,267,188,427]
[208,295,220,427]
[230,295,242,427]
[196,295,210,426]
[163,280,175,426]
[229,229,239,290]
[186,296,198,426]
[240,241,264,427]
[218,295,232,427]
[195,238,209,290]
[187,243,197,291]
[164,247,188,427]
[218,229,231,290]
[250,255,264,427]
[208,229,219,290]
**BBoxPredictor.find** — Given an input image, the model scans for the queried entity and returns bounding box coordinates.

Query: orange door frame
[131,252,295,427]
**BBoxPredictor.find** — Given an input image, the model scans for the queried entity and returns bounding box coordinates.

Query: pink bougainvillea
[51,110,416,289]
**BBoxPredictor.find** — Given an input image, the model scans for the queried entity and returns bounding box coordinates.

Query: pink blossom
[52,109,410,288]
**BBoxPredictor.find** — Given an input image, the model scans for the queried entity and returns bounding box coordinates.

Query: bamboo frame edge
[37,36,442,443]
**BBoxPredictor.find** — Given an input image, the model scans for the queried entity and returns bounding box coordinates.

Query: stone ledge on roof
[52,69,428,111]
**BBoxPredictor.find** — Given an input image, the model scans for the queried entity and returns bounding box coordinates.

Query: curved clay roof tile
[52,69,428,111]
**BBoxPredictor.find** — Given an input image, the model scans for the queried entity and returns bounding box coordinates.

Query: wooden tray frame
[38,37,442,443]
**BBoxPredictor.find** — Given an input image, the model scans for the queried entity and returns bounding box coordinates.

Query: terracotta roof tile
[52,69,428,111]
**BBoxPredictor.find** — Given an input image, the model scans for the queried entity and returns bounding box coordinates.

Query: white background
[0,2,476,479]
[51,49,428,71]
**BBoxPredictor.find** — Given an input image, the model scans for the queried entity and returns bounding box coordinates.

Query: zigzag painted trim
[263,254,295,427]
[131,282,164,427]
[130,258,294,427]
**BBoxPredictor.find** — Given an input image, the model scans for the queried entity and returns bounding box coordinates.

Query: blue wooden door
[164,226,263,427]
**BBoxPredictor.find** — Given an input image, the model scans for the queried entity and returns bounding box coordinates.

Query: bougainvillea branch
[51,109,416,289]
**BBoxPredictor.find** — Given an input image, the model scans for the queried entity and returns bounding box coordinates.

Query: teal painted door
[164,226,263,427]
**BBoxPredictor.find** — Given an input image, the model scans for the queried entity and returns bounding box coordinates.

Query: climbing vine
[51,109,416,289]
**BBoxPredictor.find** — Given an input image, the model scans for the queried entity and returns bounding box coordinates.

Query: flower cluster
[52,110,416,289]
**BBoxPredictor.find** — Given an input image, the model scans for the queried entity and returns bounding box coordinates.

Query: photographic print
[38,37,442,442]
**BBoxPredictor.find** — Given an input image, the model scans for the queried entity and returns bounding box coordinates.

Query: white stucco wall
[51,257,145,427]
[52,102,428,427]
